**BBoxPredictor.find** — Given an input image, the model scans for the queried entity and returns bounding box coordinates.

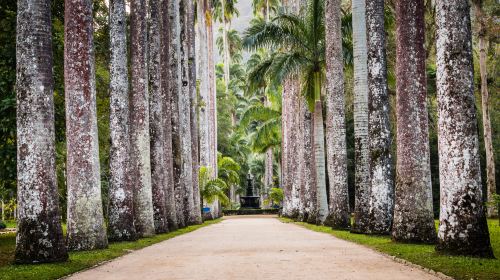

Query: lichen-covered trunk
[168,0,186,228]
[149,0,169,234]
[179,0,197,226]
[366,0,394,234]
[108,0,137,241]
[15,0,68,263]
[435,0,493,258]
[324,0,350,229]
[263,147,273,208]
[392,0,436,243]
[160,0,178,231]
[351,0,371,234]
[130,0,156,237]
[302,103,317,224]
[474,1,496,218]
[186,0,202,224]
[65,0,108,251]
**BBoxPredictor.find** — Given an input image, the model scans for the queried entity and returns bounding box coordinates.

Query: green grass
[0,219,221,280]
[280,218,500,280]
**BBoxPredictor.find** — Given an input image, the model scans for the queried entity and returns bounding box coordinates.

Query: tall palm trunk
[221,0,230,94]
[302,103,317,223]
[65,0,108,250]
[366,0,393,234]
[149,0,169,234]
[435,0,493,258]
[474,0,496,218]
[351,0,371,234]
[187,0,202,224]
[160,0,178,230]
[313,73,328,224]
[179,0,197,226]
[108,0,137,241]
[392,0,436,243]
[130,0,156,237]
[324,0,350,229]
[15,0,68,263]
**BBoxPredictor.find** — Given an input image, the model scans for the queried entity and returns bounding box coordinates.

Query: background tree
[65,0,108,250]
[15,0,67,263]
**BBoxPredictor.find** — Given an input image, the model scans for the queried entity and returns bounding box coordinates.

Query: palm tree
[252,0,280,21]
[15,0,68,263]
[323,0,350,229]
[130,0,156,237]
[434,0,493,258]
[149,0,169,234]
[243,0,329,223]
[108,0,137,240]
[473,0,496,218]
[65,0,108,250]
[351,0,370,234]
[392,0,436,243]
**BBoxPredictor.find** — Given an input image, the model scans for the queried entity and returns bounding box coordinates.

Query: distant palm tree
[243,0,351,223]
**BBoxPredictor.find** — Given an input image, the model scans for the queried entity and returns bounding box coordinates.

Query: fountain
[239,173,260,208]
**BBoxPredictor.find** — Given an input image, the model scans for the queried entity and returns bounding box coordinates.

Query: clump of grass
[0,219,221,280]
[280,218,500,280]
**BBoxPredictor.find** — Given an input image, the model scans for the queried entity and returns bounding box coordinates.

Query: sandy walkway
[68,216,440,280]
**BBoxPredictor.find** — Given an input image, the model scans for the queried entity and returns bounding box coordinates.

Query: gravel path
[68,215,440,280]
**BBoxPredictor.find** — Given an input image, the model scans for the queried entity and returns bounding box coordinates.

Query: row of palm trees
[243,0,494,257]
[15,0,217,263]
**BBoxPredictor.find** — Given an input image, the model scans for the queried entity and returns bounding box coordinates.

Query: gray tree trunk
[179,0,197,226]
[392,0,436,243]
[351,0,371,234]
[366,0,394,234]
[130,0,156,237]
[324,0,350,229]
[302,103,317,224]
[473,0,496,218]
[435,0,493,258]
[15,0,68,263]
[187,0,202,224]
[313,100,329,224]
[108,0,137,241]
[149,0,169,234]
[160,0,178,230]
[65,0,108,251]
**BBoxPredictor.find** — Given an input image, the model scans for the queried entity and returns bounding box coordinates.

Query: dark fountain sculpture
[239,173,260,209]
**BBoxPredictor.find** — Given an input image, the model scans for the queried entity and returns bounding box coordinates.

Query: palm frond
[239,105,281,128]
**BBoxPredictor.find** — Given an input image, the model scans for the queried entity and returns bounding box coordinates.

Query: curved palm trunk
[108,0,137,241]
[474,0,496,218]
[351,0,371,234]
[130,0,156,237]
[313,74,328,224]
[366,0,393,234]
[160,0,178,231]
[435,0,493,257]
[149,0,169,234]
[392,0,436,243]
[324,0,350,229]
[179,0,197,226]
[15,0,68,263]
[65,0,108,250]
[187,0,202,224]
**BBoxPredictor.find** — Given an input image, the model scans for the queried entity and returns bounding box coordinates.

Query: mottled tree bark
[392,0,436,243]
[15,0,68,262]
[187,0,202,224]
[130,0,156,237]
[474,0,496,218]
[149,0,169,234]
[366,0,394,234]
[324,0,350,229]
[108,0,137,241]
[351,0,371,234]
[178,0,197,226]
[160,0,178,230]
[435,0,493,257]
[313,84,329,224]
[302,104,317,224]
[65,0,108,251]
